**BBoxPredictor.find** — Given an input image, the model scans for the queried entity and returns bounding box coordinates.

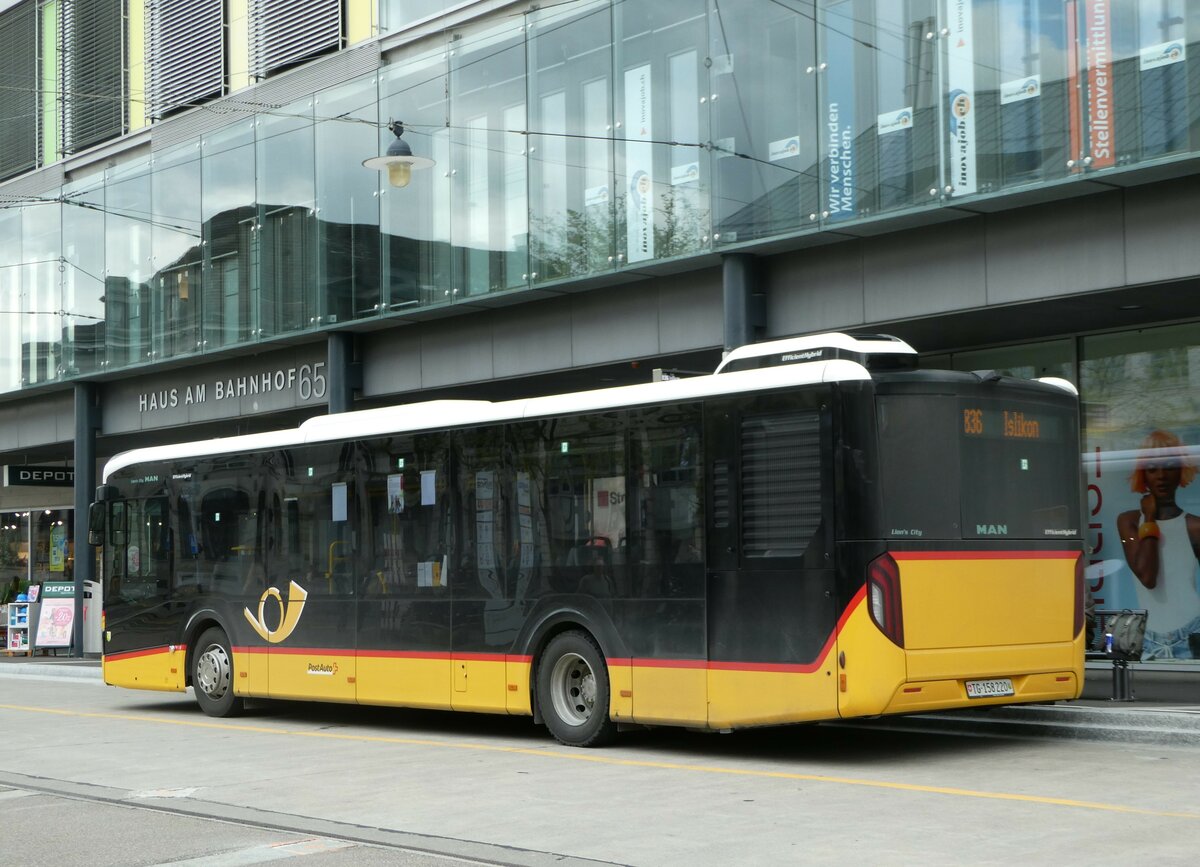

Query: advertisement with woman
[1088,428,1200,661]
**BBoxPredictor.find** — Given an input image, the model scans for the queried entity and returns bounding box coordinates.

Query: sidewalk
[3,653,1199,745]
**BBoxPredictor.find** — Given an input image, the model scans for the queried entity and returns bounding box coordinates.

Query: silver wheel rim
[196,642,231,701]
[549,651,597,727]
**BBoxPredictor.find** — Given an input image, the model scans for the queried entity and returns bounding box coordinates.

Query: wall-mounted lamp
[362,121,435,188]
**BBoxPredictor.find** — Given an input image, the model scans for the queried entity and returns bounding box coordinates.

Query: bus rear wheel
[537,631,616,747]
[192,627,244,718]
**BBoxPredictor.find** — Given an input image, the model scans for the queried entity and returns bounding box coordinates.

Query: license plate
[965,678,1014,699]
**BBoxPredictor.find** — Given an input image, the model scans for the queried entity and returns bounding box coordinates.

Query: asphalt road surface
[1,675,1198,866]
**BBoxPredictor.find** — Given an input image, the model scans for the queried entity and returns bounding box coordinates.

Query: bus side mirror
[87,502,106,546]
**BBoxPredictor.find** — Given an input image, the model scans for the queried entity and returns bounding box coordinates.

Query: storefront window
[946,338,1075,383]
[710,0,815,242]
[450,21,528,298]
[0,208,22,393]
[31,508,73,587]
[1081,323,1200,663]
[201,119,257,349]
[380,0,460,34]
[61,171,107,376]
[528,0,616,282]
[105,159,153,367]
[871,0,938,214]
[0,512,27,588]
[0,509,73,591]
[380,46,451,309]
[315,75,381,324]
[22,202,62,386]
[256,98,317,336]
[150,142,203,361]
[613,0,709,262]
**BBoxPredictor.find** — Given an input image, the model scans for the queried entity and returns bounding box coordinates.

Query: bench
[1085,608,1148,701]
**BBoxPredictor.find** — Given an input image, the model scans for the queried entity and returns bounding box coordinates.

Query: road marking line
[0,788,37,800]
[3,702,1198,821]
[146,837,356,866]
[129,786,200,799]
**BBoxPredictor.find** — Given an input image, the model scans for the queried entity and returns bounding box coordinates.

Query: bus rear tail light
[1073,553,1085,639]
[867,553,904,647]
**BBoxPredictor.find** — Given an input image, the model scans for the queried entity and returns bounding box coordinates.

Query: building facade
[0,0,1199,664]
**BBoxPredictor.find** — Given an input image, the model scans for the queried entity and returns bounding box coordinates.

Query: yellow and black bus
[88,333,1085,747]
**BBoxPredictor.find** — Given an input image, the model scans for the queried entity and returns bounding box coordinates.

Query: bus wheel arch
[191,625,245,718]
[535,628,617,747]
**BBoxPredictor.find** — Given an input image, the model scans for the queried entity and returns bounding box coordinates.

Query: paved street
[1,674,1199,865]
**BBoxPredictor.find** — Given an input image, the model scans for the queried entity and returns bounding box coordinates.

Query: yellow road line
[3,702,1196,821]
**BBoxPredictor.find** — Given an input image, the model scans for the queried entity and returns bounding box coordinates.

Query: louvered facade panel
[146,0,225,120]
[249,0,342,80]
[0,3,38,181]
[741,412,822,558]
[60,0,125,154]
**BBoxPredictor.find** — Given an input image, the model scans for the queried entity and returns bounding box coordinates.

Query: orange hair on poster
[1129,429,1197,493]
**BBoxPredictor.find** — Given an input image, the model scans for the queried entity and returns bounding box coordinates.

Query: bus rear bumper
[880,669,1081,715]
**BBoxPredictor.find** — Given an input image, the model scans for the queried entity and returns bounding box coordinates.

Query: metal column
[72,382,100,657]
[722,253,765,354]
[326,332,361,415]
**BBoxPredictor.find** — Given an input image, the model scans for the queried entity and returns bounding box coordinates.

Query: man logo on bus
[976,524,1008,536]
[244,580,308,643]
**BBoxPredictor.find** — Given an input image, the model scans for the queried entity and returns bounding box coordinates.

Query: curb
[843,703,1200,747]
[0,663,104,682]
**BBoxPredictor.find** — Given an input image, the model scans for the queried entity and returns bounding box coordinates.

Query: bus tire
[192,627,244,718]
[537,630,617,747]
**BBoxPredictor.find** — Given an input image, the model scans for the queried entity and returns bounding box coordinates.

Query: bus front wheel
[192,627,245,718]
[537,631,616,747]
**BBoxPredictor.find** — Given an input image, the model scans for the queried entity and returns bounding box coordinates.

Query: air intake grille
[146,0,225,120]
[61,0,125,153]
[249,0,342,80]
[741,411,821,558]
[0,3,38,180]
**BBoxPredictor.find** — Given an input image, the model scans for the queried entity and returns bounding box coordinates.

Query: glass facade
[1,0,1200,392]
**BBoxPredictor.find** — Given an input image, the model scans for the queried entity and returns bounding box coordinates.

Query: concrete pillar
[72,382,100,657]
[326,332,361,414]
[722,253,765,354]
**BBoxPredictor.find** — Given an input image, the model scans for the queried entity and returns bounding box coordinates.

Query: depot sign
[3,465,75,487]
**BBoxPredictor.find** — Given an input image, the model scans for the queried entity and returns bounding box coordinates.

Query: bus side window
[630,403,704,599]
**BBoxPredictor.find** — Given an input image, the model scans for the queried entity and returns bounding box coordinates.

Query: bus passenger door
[266,446,357,703]
[705,394,840,729]
[102,495,187,691]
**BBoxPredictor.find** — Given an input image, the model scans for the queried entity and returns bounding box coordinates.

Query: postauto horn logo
[244,580,308,643]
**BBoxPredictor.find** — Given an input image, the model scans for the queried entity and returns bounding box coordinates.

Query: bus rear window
[877,395,1081,541]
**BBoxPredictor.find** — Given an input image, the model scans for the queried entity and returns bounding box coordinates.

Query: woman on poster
[1117,429,1200,659]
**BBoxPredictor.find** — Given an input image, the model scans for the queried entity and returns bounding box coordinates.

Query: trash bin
[83,579,102,654]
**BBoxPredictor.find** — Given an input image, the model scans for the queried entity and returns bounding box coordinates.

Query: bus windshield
[876,393,1081,541]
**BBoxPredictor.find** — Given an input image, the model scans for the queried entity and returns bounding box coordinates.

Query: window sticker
[332,482,347,522]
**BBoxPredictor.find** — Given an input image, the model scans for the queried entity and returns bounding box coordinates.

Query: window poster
[944,0,977,195]
[1084,0,1115,168]
[49,524,66,572]
[624,63,655,263]
[824,0,857,222]
[1082,333,1200,661]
